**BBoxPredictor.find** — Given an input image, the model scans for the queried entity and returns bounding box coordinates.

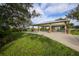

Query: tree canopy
[0,3,39,26]
[0,3,39,29]
[0,3,40,38]
[66,5,79,20]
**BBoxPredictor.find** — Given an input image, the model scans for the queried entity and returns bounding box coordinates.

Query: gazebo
[31,19,70,34]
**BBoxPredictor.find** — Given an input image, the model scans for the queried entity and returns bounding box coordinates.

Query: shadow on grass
[0,32,24,50]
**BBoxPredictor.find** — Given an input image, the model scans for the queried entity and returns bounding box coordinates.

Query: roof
[32,20,70,26]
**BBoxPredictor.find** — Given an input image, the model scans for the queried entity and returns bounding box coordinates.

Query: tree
[0,3,40,37]
[0,3,40,29]
[0,4,32,28]
[0,3,40,48]
[66,5,79,20]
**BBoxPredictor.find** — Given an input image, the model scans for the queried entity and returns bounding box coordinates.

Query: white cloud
[70,19,79,26]
[45,4,77,15]
[31,3,78,24]
[32,15,66,24]
[35,7,44,15]
[40,3,48,9]
[33,4,44,15]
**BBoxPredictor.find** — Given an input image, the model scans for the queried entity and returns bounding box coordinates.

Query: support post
[49,25,52,32]
[64,22,68,34]
[38,26,40,32]
[67,21,70,34]
[65,25,67,34]
[32,26,34,32]
[43,26,46,31]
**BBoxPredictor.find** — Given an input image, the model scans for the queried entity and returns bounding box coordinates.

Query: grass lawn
[70,29,79,35]
[0,32,79,56]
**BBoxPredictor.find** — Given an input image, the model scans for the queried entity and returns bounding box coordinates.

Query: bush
[0,30,12,48]
[0,29,11,38]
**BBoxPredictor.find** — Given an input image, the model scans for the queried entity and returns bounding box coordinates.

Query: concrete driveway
[32,32,79,52]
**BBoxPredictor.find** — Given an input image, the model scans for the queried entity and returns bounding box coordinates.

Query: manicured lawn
[0,32,79,56]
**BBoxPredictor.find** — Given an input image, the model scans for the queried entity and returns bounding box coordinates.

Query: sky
[31,3,79,25]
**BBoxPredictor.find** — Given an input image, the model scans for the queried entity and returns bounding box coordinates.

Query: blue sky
[31,3,79,25]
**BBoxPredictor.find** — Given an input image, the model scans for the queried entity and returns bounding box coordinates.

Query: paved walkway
[29,32,79,52]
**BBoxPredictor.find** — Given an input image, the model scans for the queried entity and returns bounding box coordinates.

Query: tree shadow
[0,32,25,50]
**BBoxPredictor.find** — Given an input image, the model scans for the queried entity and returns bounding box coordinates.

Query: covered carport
[31,20,70,34]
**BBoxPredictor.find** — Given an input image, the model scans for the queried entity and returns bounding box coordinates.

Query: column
[65,25,67,34]
[49,25,52,32]
[64,22,68,34]
[32,26,34,32]
[67,21,70,34]
[38,26,40,32]
[43,26,46,31]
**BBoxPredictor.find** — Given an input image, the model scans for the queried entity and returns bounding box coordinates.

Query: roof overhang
[32,20,70,26]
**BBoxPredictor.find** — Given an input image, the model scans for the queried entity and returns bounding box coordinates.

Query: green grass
[71,30,79,35]
[0,32,79,56]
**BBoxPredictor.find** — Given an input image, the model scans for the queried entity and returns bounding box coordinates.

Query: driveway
[31,32,79,52]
